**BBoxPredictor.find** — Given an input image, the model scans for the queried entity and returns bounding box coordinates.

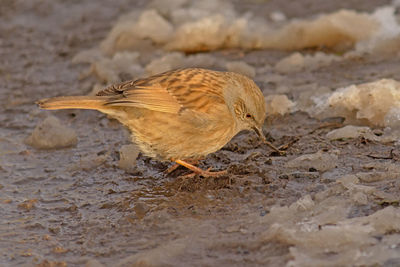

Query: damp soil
[0,0,399,266]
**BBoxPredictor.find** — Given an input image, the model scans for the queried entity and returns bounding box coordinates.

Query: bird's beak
[253,126,283,154]
[253,126,266,143]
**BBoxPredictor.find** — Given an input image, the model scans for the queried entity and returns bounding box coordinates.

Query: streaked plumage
[38,68,269,176]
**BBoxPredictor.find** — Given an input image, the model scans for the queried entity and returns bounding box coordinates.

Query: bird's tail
[37,96,107,110]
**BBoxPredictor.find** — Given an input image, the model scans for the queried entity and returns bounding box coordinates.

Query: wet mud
[1,0,399,266]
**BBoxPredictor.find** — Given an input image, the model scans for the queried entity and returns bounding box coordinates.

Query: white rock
[286,150,338,172]
[326,125,379,141]
[275,52,341,73]
[25,116,77,149]
[289,195,315,212]
[145,52,185,76]
[118,144,140,172]
[270,11,287,22]
[135,9,174,43]
[184,53,217,69]
[69,154,109,172]
[265,94,295,116]
[275,52,305,73]
[100,9,173,55]
[319,79,400,128]
[226,61,255,78]
[91,51,143,84]
[384,107,400,128]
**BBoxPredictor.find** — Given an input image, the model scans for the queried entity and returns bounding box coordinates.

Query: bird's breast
[120,107,236,160]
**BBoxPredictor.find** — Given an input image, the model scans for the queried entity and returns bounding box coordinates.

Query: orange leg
[164,159,200,174]
[174,159,227,178]
[165,163,181,174]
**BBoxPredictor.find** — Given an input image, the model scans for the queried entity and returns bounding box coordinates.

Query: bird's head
[225,72,267,141]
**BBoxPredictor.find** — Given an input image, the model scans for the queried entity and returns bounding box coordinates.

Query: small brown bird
[38,68,277,177]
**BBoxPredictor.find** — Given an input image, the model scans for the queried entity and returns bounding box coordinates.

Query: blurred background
[1,1,400,266]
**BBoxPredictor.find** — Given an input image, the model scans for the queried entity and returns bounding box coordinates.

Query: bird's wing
[97,68,227,114]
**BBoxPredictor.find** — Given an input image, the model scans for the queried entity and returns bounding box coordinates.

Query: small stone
[275,52,305,73]
[25,116,77,149]
[289,195,315,211]
[118,144,140,172]
[285,150,338,172]
[265,94,295,116]
[326,125,379,141]
[68,154,109,172]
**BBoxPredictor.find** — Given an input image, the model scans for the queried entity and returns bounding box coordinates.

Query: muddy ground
[1,0,399,266]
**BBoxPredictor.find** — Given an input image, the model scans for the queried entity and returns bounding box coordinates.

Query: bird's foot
[172,159,227,178]
[164,159,200,175]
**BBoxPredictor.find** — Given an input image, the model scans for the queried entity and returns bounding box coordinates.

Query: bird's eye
[246,114,252,118]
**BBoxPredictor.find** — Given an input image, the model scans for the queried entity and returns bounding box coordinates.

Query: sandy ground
[1,0,400,266]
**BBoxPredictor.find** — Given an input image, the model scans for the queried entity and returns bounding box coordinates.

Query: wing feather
[97,68,227,114]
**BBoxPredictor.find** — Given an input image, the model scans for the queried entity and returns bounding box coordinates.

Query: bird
[38,68,279,177]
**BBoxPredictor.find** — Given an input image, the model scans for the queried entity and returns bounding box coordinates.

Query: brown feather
[37,68,268,169]
[96,68,227,114]
[37,96,107,110]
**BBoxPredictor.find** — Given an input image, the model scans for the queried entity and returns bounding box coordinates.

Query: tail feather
[37,96,107,110]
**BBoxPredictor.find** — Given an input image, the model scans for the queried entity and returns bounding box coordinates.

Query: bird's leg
[164,159,200,174]
[174,159,227,178]
[164,163,181,174]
